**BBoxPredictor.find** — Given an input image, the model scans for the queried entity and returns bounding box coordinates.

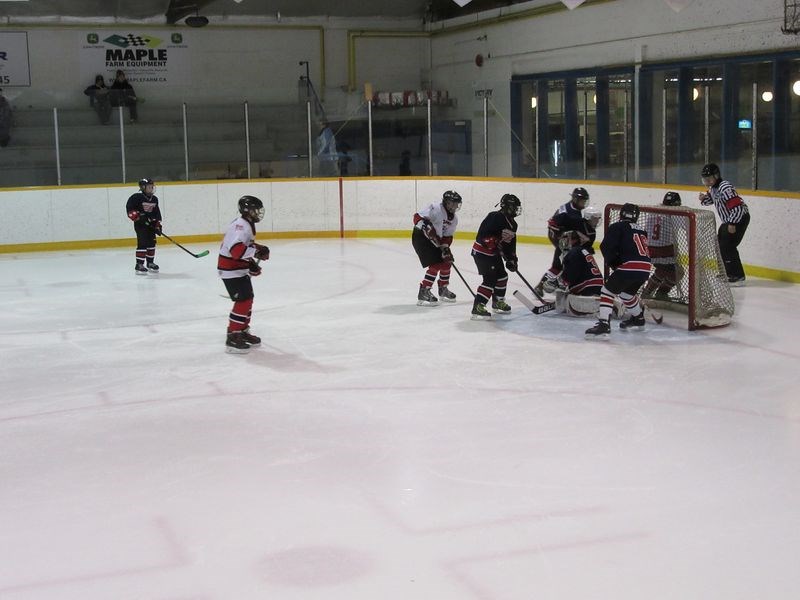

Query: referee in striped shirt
[699,163,750,286]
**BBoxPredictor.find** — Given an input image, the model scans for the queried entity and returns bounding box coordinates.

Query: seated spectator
[83,74,112,125]
[110,70,139,123]
[0,88,11,147]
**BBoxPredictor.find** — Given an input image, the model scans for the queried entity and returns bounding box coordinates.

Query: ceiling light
[531,97,537,109]
[792,81,800,96]
[693,88,699,101]
[761,91,773,102]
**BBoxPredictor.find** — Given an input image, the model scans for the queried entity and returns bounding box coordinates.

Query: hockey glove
[504,257,518,272]
[151,220,162,235]
[501,228,516,243]
[127,210,140,222]
[248,260,262,277]
[440,245,454,264]
[420,220,441,244]
[254,244,270,261]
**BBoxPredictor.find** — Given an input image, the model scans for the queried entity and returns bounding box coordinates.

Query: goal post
[603,203,734,330]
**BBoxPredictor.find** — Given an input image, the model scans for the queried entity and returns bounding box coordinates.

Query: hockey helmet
[558,230,581,252]
[663,191,682,206]
[499,193,522,217]
[442,190,462,214]
[619,203,640,223]
[701,163,721,186]
[138,177,155,193]
[570,187,590,209]
[238,195,265,223]
[582,205,602,228]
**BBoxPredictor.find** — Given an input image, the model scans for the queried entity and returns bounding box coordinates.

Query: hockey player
[218,195,271,354]
[412,190,462,305]
[699,163,750,286]
[554,230,604,316]
[470,193,521,319]
[534,187,592,296]
[642,191,681,299]
[126,178,162,274]
[585,203,652,339]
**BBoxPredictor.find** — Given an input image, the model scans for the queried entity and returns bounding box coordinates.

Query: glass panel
[512,80,538,178]
[58,106,124,185]
[2,108,59,187]
[186,104,247,181]
[578,77,595,180]
[430,104,473,177]
[322,102,368,178]
[371,105,428,177]
[543,79,567,178]
[603,74,633,182]
[248,103,309,178]
[784,59,800,191]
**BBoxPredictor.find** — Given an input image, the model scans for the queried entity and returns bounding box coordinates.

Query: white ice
[1,239,798,600]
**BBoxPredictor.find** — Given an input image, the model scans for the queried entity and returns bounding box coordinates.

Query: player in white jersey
[699,163,750,286]
[642,191,682,299]
[412,190,462,305]
[218,196,271,353]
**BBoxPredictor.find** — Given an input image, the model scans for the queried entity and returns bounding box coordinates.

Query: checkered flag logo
[103,34,162,48]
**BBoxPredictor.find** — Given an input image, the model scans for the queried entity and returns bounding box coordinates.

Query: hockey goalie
[551,230,605,316]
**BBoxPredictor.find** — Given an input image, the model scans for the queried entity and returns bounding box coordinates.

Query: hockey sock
[146,246,156,261]
[494,274,508,298]
[136,249,146,263]
[475,284,492,306]
[421,267,438,288]
[597,286,615,321]
[228,298,254,332]
[438,266,451,288]
[620,292,643,316]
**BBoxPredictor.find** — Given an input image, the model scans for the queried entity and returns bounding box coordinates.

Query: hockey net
[604,204,734,330]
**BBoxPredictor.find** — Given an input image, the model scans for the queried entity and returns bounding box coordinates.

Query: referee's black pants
[718,212,750,280]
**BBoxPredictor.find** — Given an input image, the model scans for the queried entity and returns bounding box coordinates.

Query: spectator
[0,88,12,147]
[399,150,412,176]
[110,70,139,123]
[316,120,339,177]
[84,74,112,125]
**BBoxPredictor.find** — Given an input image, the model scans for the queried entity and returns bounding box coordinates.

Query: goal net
[604,204,734,330]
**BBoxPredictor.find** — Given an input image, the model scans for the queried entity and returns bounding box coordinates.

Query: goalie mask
[238,195,265,223]
[582,206,601,228]
[619,203,640,223]
[499,193,522,217]
[442,190,462,214]
[570,187,590,210]
[558,230,581,253]
[663,191,682,206]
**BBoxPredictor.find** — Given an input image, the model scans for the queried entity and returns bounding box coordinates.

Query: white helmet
[582,206,601,228]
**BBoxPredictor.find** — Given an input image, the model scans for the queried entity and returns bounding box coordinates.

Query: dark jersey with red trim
[600,221,652,275]
[125,192,162,221]
[472,210,518,258]
[561,247,603,295]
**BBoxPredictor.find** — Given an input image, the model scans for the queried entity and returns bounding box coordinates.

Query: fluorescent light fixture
[452,0,473,6]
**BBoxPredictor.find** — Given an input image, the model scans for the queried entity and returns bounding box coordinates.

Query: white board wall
[0,179,797,277]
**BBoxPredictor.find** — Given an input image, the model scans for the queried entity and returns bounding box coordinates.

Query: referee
[699,163,750,286]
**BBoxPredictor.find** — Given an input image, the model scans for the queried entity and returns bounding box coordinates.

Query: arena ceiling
[0,0,532,24]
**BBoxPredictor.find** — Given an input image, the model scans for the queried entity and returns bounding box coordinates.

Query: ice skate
[438,285,456,303]
[134,263,148,275]
[417,284,439,306]
[727,276,746,287]
[241,328,261,346]
[471,302,492,320]
[225,331,251,354]
[491,298,511,314]
[619,313,646,330]
[585,318,611,340]
[146,261,160,272]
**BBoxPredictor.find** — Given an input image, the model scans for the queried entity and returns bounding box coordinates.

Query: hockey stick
[159,232,210,258]
[643,305,664,324]
[512,290,556,314]
[514,269,547,303]
[450,263,475,298]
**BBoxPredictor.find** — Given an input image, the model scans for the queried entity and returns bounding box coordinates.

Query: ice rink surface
[1,238,798,600]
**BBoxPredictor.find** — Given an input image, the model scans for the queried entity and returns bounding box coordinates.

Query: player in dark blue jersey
[534,187,593,296]
[586,203,653,339]
[470,194,521,319]
[125,177,163,274]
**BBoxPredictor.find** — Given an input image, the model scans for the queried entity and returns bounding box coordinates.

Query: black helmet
[663,191,682,206]
[499,193,522,217]
[138,177,154,192]
[619,203,640,223]
[442,190,462,214]
[701,163,720,178]
[238,195,265,223]
[571,187,589,205]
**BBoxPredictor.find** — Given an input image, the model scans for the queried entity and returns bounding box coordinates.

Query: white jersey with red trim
[218,217,258,279]
[415,202,459,239]
[643,212,676,266]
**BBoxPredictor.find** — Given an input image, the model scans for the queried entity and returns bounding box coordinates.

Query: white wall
[0,179,797,277]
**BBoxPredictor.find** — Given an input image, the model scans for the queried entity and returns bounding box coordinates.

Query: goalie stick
[512,290,556,314]
[159,231,210,258]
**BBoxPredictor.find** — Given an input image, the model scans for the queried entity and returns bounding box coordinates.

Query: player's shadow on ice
[244,345,339,373]
[374,303,464,315]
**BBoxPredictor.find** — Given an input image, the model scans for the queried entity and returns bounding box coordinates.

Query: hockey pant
[472,252,508,306]
[133,220,157,264]
[223,276,255,333]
